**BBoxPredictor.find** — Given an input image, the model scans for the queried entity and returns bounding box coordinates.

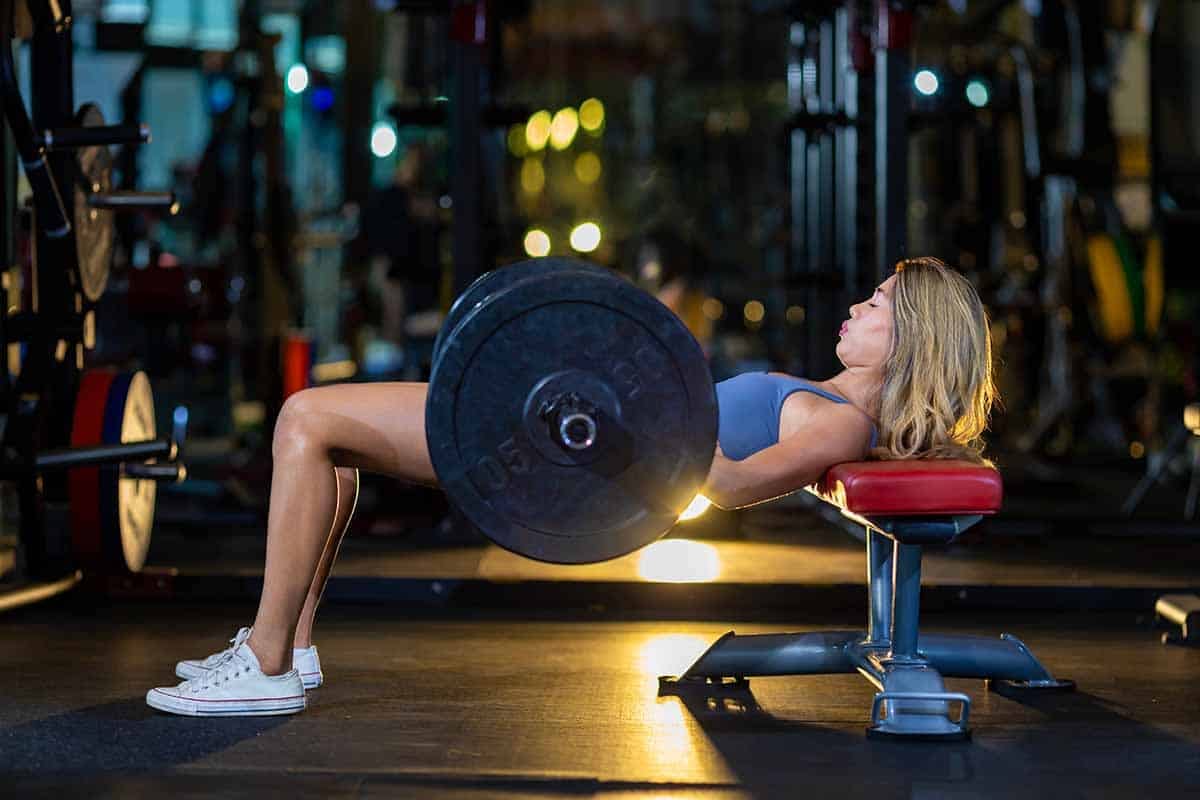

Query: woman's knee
[273,390,328,459]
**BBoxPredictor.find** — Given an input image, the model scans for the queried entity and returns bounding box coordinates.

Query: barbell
[426,257,718,564]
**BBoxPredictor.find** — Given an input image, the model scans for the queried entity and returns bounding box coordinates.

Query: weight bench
[660,460,1074,740]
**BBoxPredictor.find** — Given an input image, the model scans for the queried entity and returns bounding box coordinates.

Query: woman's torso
[715,372,878,461]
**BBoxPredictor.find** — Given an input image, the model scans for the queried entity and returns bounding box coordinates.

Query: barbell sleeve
[88,191,180,214]
[35,439,177,471]
[42,122,151,150]
[122,462,188,483]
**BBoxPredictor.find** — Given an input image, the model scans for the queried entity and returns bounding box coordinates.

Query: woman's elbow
[699,476,735,511]
[699,480,750,511]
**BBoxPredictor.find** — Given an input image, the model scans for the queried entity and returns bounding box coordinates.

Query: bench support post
[866,529,893,645]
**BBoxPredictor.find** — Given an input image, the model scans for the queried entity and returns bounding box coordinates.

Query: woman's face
[836,274,897,370]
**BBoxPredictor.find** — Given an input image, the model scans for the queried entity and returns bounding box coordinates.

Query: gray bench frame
[660,504,1074,740]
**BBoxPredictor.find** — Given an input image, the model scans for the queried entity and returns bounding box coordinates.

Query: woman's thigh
[278,382,437,486]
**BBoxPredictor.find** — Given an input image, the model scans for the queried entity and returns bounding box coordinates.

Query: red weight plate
[99,371,156,573]
[69,369,115,567]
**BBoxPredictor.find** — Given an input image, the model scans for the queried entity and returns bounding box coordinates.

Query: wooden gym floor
[1,600,1198,798]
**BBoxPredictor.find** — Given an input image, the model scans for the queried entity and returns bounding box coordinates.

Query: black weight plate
[426,270,717,564]
[432,257,610,369]
[74,103,115,302]
[99,370,157,572]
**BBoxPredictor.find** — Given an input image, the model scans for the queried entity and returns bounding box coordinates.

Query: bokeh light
[525,110,552,151]
[569,222,602,253]
[285,64,309,94]
[579,97,605,132]
[966,78,990,107]
[914,69,940,96]
[523,229,551,257]
[743,300,765,324]
[520,158,545,193]
[369,122,397,158]
[574,151,602,184]
[507,123,529,157]
[549,107,580,150]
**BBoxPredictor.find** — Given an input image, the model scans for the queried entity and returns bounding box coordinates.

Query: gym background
[2,0,1200,794]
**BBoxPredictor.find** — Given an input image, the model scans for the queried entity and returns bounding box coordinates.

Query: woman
[146,256,996,716]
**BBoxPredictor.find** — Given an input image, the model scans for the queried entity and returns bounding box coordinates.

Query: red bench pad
[812,460,1003,516]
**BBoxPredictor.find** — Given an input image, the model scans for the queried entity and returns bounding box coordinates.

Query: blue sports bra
[715,372,879,461]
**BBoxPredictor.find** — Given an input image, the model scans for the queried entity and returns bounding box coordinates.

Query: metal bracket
[868,690,971,740]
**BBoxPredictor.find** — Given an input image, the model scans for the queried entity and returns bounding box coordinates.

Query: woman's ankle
[246,634,292,676]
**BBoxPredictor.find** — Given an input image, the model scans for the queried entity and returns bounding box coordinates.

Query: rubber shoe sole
[146,686,306,717]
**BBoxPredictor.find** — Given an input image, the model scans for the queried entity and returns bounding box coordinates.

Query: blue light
[173,406,189,426]
[913,69,940,96]
[966,79,990,108]
[310,86,335,112]
[207,77,235,113]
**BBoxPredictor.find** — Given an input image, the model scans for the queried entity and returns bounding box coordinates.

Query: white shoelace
[190,650,252,694]
[203,628,251,669]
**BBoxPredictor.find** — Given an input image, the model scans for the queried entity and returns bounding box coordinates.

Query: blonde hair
[868,257,998,466]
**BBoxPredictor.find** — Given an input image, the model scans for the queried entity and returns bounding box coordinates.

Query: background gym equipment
[426,258,717,564]
[0,0,186,605]
[1155,593,1200,645]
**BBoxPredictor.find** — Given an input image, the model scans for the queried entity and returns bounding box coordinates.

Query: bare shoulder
[780,396,874,461]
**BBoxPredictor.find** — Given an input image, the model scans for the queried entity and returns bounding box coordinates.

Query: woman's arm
[701,404,873,510]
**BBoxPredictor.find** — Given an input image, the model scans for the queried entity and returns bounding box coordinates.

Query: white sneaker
[147,642,306,716]
[176,627,324,689]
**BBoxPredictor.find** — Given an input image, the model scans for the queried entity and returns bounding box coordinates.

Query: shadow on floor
[0,698,289,773]
[664,680,1199,798]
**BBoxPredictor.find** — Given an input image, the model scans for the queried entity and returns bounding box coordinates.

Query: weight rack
[0,0,185,607]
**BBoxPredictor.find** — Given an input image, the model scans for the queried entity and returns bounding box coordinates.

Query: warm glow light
[579,97,605,132]
[574,151,602,184]
[914,69,940,96]
[701,297,725,321]
[507,123,528,157]
[637,539,721,583]
[523,228,551,257]
[520,158,545,193]
[636,634,712,676]
[311,360,357,382]
[370,122,397,158]
[743,300,765,323]
[549,107,580,150]
[285,64,309,94]
[525,110,552,151]
[677,494,711,522]
[786,305,805,324]
[570,222,602,253]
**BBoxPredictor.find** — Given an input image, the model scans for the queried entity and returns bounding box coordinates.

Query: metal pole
[891,541,923,658]
[874,1,912,282]
[866,529,894,645]
[449,0,486,298]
